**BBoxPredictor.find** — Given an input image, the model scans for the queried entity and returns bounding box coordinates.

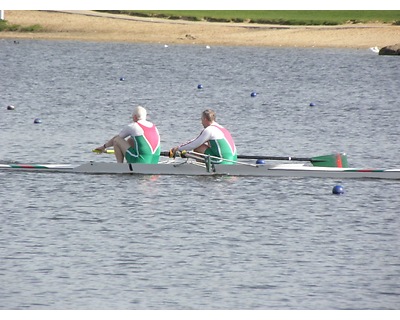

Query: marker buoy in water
[332,185,344,195]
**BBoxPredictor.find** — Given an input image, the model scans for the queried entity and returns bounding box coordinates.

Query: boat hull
[1,161,400,180]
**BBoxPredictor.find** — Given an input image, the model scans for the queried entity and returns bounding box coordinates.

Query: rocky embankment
[379,43,400,55]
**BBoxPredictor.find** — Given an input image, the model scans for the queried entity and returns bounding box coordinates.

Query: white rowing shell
[1,161,400,179]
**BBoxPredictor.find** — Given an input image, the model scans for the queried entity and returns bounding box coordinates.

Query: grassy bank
[0,19,42,32]
[100,10,400,25]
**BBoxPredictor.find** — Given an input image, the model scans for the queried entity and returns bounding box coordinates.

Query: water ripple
[0,42,399,309]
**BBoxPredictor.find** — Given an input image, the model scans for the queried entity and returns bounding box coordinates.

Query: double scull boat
[1,152,400,180]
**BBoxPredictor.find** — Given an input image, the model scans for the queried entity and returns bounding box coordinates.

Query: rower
[94,106,161,163]
[170,109,237,164]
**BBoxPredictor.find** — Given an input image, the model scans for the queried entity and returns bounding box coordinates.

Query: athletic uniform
[119,120,161,164]
[177,122,237,164]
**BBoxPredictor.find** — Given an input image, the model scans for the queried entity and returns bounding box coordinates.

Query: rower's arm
[178,129,211,151]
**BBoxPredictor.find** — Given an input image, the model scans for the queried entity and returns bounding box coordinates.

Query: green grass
[0,20,43,32]
[99,10,400,25]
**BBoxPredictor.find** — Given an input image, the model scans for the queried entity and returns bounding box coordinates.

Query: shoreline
[1,10,399,48]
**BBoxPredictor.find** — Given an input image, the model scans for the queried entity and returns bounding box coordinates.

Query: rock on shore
[379,43,400,55]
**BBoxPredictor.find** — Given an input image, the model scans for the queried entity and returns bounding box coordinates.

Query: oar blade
[310,153,348,167]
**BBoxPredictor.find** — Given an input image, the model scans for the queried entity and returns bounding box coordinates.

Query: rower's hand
[169,147,179,158]
[94,145,106,154]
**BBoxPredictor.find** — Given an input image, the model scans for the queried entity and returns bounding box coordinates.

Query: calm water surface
[0,39,399,309]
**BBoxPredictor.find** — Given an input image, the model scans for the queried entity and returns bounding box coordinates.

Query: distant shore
[1,10,399,48]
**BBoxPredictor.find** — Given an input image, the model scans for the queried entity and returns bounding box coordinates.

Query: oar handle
[92,149,115,154]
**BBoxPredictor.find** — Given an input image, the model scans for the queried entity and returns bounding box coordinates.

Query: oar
[235,153,348,167]
[180,151,348,168]
[176,150,348,168]
[92,149,348,167]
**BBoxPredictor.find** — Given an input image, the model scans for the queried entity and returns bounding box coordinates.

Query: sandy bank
[1,10,399,48]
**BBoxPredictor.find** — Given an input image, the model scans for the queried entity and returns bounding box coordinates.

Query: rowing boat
[1,156,400,180]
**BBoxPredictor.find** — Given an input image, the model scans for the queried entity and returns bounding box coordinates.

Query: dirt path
[1,10,399,48]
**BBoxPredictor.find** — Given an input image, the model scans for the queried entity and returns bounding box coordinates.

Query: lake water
[0,39,399,310]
